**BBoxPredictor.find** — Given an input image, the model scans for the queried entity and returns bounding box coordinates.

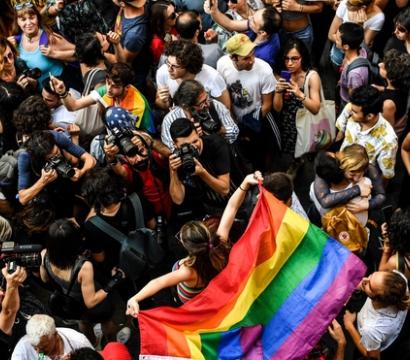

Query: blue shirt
[247,30,281,70]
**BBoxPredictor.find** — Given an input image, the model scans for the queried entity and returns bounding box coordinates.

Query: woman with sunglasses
[273,38,321,174]
[9,2,75,89]
[150,0,178,65]
[383,7,410,56]
[126,171,263,317]
[328,0,385,66]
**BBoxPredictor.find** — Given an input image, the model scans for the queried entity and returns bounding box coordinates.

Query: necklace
[25,29,40,43]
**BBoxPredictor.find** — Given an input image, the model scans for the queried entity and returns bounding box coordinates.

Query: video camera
[0,242,42,274]
[174,143,199,176]
[44,155,75,178]
[106,127,140,157]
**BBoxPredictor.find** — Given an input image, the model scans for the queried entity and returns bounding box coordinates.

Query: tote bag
[75,68,105,147]
[294,71,335,158]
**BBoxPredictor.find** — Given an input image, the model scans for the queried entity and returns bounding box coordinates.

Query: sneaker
[116,326,131,344]
[93,323,103,350]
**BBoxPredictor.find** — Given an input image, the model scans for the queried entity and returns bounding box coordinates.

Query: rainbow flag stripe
[138,188,366,360]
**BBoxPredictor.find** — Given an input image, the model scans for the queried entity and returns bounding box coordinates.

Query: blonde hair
[336,144,369,173]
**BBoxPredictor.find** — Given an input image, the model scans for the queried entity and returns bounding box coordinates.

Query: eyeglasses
[195,94,210,109]
[168,12,177,20]
[15,1,34,11]
[395,25,407,33]
[166,60,183,70]
[284,56,301,63]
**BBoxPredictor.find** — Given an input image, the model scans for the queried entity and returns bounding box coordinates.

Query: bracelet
[59,91,69,99]
[239,184,249,192]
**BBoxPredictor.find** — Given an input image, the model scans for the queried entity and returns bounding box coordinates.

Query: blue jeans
[287,23,314,53]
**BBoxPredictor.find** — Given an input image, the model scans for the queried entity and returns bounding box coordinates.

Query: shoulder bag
[294,70,336,158]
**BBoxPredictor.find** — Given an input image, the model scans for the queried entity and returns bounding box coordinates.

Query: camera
[107,127,139,157]
[44,155,75,178]
[22,67,42,79]
[0,241,42,273]
[193,109,221,134]
[174,143,199,176]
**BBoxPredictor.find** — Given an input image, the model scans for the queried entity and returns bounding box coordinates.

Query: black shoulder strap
[208,100,221,126]
[66,257,86,296]
[89,216,128,246]
[398,253,406,274]
[346,57,370,75]
[128,192,145,229]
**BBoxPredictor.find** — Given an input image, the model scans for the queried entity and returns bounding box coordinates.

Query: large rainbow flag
[138,187,366,359]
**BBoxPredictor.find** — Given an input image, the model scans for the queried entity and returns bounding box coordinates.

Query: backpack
[346,46,381,84]
[89,193,164,282]
[0,149,25,188]
[322,206,368,253]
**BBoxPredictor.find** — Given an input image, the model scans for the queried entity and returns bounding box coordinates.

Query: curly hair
[388,208,410,254]
[179,221,230,286]
[13,95,51,136]
[165,40,204,75]
[383,49,410,90]
[349,86,383,116]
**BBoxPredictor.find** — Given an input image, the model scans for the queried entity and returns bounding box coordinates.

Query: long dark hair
[150,0,175,39]
[179,221,230,286]
[281,37,311,72]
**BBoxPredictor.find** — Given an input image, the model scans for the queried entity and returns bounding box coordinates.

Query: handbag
[294,70,336,158]
[75,68,105,146]
[48,257,87,319]
[89,193,165,282]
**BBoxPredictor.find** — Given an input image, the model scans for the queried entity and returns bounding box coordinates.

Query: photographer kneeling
[17,131,96,215]
[169,117,231,220]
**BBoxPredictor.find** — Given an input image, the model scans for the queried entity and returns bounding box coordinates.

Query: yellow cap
[224,34,256,57]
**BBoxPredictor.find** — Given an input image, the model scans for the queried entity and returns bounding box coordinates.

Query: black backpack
[89,193,164,282]
[346,46,381,85]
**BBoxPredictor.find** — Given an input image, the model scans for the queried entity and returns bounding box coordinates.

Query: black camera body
[107,127,139,157]
[0,242,42,273]
[44,155,75,178]
[194,109,221,134]
[22,67,42,79]
[174,143,199,176]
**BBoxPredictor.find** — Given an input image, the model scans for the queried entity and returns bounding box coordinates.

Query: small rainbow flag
[138,187,366,360]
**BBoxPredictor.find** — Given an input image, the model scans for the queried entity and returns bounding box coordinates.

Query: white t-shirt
[358,297,407,351]
[11,327,93,360]
[50,88,80,129]
[216,55,276,120]
[156,63,227,99]
[336,0,385,31]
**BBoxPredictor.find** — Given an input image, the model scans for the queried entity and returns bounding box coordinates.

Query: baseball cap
[105,106,136,129]
[124,0,147,8]
[224,34,256,57]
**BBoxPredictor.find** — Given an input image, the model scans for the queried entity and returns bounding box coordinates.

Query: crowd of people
[1,0,410,359]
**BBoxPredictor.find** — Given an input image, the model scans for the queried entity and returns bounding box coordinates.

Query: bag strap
[303,69,325,102]
[89,216,128,246]
[128,192,145,229]
[83,68,102,96]
[346,57,370,76]
[66,257,86,296]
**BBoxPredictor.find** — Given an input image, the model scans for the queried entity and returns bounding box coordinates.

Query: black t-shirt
[179,134,231,213]
[84,196,154,268]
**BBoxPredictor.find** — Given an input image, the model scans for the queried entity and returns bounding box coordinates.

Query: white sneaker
[116,326,131,344]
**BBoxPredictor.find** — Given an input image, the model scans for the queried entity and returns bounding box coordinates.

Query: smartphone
[280,70,291,82]
[382,205,394,224]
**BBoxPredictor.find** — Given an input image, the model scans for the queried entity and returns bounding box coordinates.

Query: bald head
[176,10,201,40]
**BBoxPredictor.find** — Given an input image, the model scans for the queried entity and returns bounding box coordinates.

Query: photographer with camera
[17,131,96,212]
[0,265,27,357]
[0,37,38,92]
[169,117,231,219]
[104,107,173,220]
[161,80,239,152]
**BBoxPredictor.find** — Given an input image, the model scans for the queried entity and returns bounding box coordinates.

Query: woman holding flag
[126,171,263,317]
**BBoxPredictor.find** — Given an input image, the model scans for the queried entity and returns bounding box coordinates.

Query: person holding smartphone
[273,37,321,176]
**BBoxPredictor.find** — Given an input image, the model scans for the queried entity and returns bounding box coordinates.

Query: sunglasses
[168,12,177,20]
[229,0,238,3]
[15,1,34,10]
